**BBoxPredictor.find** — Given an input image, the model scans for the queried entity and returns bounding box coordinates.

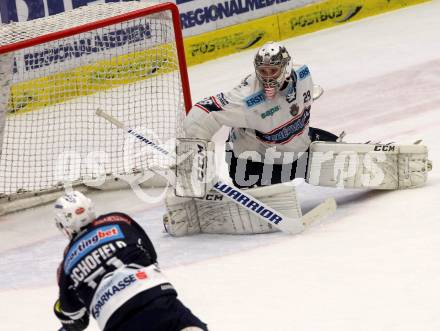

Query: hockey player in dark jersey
[53,191,207,331]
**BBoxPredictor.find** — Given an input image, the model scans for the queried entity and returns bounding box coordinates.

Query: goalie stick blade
[265,197,337,234]
[301,198,337,228]
[313,85,324,100]
[279,216,306,235]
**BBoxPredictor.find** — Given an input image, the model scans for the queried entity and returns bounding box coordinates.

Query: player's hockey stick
[96,109,336,234]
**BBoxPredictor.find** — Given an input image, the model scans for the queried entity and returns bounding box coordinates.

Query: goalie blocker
[306,141,432,189]
[175,138,216,198]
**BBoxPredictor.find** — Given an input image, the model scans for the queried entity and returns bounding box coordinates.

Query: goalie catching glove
[306,141,432,189]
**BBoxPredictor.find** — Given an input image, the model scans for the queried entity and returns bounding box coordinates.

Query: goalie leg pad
[163,183,302,235]
[163,195,201,237]
[306,142,432,189]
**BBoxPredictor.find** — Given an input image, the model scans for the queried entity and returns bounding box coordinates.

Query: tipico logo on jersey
[64,225,124,274]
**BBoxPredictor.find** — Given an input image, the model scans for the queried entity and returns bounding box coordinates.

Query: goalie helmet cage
[0,1,191,213]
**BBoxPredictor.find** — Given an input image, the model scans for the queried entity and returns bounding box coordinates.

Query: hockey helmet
[254,42,292,97]
[54,191,96,239]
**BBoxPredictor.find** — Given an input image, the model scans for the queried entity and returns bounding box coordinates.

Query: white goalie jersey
[184,64,314,163]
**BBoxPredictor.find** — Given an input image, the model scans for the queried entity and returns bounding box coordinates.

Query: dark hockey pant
[107,296,208,331]
[227,127,338,188]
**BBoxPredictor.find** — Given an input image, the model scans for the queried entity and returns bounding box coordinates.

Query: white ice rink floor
[1,1,440,330]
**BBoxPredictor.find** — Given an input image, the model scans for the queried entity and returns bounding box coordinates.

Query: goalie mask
[254,42,292,99]
[54,191,96,239]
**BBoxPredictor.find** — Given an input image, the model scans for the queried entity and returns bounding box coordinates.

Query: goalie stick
[96,109,336,234]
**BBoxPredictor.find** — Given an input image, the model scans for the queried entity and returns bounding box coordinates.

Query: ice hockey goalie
[164,41,432,236]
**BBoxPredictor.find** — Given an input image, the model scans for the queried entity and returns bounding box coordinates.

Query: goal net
[0,2,191,206]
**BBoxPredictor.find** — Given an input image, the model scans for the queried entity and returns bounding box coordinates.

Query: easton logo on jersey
[256,106,310,144]
[64,225,124,274]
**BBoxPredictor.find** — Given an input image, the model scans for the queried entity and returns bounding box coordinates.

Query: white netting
[0,2,165,47]
[0,2,187,198]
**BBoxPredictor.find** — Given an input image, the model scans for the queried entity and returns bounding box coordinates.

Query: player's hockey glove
[54,299,89,331]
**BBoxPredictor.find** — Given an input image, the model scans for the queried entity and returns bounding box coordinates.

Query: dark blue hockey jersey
[56,212,177,330]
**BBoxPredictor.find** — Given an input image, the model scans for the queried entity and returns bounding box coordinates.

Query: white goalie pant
[163,183,302,236]
[306,142,432,189]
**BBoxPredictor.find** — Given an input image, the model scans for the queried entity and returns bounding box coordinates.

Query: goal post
[0,1,192,212]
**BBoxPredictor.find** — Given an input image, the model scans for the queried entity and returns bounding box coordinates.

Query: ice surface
[1,2,440,330]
